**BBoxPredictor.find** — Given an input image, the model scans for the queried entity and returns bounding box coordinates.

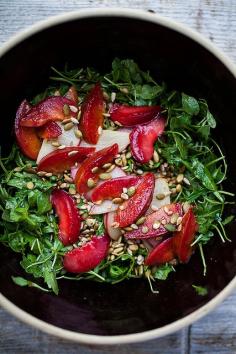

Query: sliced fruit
[51,189,81,246]
[104,212,122,240]
[130,116,165,163]
[38,146,95,173]
[90,200,118,215]
[74,144,119,195]
[36,122,81,164]
[79,83,104,144]
[90,176,139,203]
[38,121,62,139]
[173,208,198,263]
[145,237,175,266]
[63,234,110,273]
[15,100,42,160]
[124,203,182,239]
[64,86,78,105]
[20,96,77,127]
[115,173,155,228]
[149,178,170,211]
[109,104,161,126]
[80,129,130,153]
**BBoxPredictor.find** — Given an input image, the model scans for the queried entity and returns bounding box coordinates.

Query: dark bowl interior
[0,14,236,336]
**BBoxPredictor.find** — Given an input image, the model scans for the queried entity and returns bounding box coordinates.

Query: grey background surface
[0,1,236,353]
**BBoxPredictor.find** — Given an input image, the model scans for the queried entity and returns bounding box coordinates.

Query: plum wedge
[124,203,182,239]
[173,208,198,263]
[115,173,155,228]
[38,146,95,173]
[15,100,42,160]
[79,83,104,144]
[90,176,139,203]
[51,189,81,246]
[75,144,118,195]
[63,234,110,273]
[130,116,165,163]
[20,96,78,127]
[145,237,175,266]
[109,104,161,126]
[38,121,62,139]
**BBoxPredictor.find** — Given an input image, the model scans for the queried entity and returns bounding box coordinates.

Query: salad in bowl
[0,58,233,295]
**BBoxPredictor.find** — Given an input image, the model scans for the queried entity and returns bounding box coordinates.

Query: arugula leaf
[153,264,175,280]
[192,285,208,296]
[182,93,199,115]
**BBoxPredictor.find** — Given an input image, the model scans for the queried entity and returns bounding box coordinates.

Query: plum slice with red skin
[38,121,62,139]
[115,173,155,228]
[51,189,81,246]
[15,100,42,160]
[74,143,119,195]
[63,234,110,273]
[38,146,95,173]
[90,175,140,203]
[130,116,165,164]
[109,104,161,126]
[79,83,104,144]
[124,203,182,239]
[173,207,198,263]
[20,96,77,127]
[145,237,175,266]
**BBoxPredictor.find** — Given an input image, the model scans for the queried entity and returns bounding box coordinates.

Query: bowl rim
[0,7,236,345]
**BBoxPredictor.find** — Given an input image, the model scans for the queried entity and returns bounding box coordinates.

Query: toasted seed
[142,226,149,234]
[102,163,112,169]
[106,164,116,173]
[51,141,60,147]
[126,152,132,159]
[112,198,123,204]
[69,105,78,113]
[70,117,79,124]
[136,216,146,225]
[120,87,129,94]
[62,118,72,124]
[131,224,139,230]
[68,150,78,157]
[91,166,99,174]
[54,90,61,96]
[177,224,182,231]
[37,171,46,176]
[64,122,74,131]
[121,192,129,200]
[58,145,66,150]
[176,184,182,193]
[183,202,191,213]
[87,178,96,188]
[153,222,161,230]
[176,174,184,183]
[86,218,96,227]
[129,244,139,252]
[26,181,34,190]
[156,193,165,200]
[121,154,127,166]
[60,183,68,189]
[111,92,116,102]
[161,218,167,225]
[151,205,159,211]
[137,255,144,265]
[74,129,83,138]
[102,112,111,117]
[63,104,70,116]
[98,126,103,135]
[136,169,143,175]
[124,227,133,232]
[183,177,191,185]
[45,172,52,177]
[164,206,170,214]
[115,158,123,166]
[127,186,136,197]
[119,205,125,210]
[153,150,160,163]
[170,213,179,224]
[171,188,177,194]
[69,187,76,195]
[121,166,129,171]
[176,216,183,225]
[99,173,112,180]
[103,91,109,100]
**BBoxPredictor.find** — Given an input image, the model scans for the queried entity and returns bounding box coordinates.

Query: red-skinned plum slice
[109,104,161,126]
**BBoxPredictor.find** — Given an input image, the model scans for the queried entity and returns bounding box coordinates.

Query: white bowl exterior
[0,8,236,345]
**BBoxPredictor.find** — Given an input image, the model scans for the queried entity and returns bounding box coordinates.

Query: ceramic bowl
[0,8,236,345]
